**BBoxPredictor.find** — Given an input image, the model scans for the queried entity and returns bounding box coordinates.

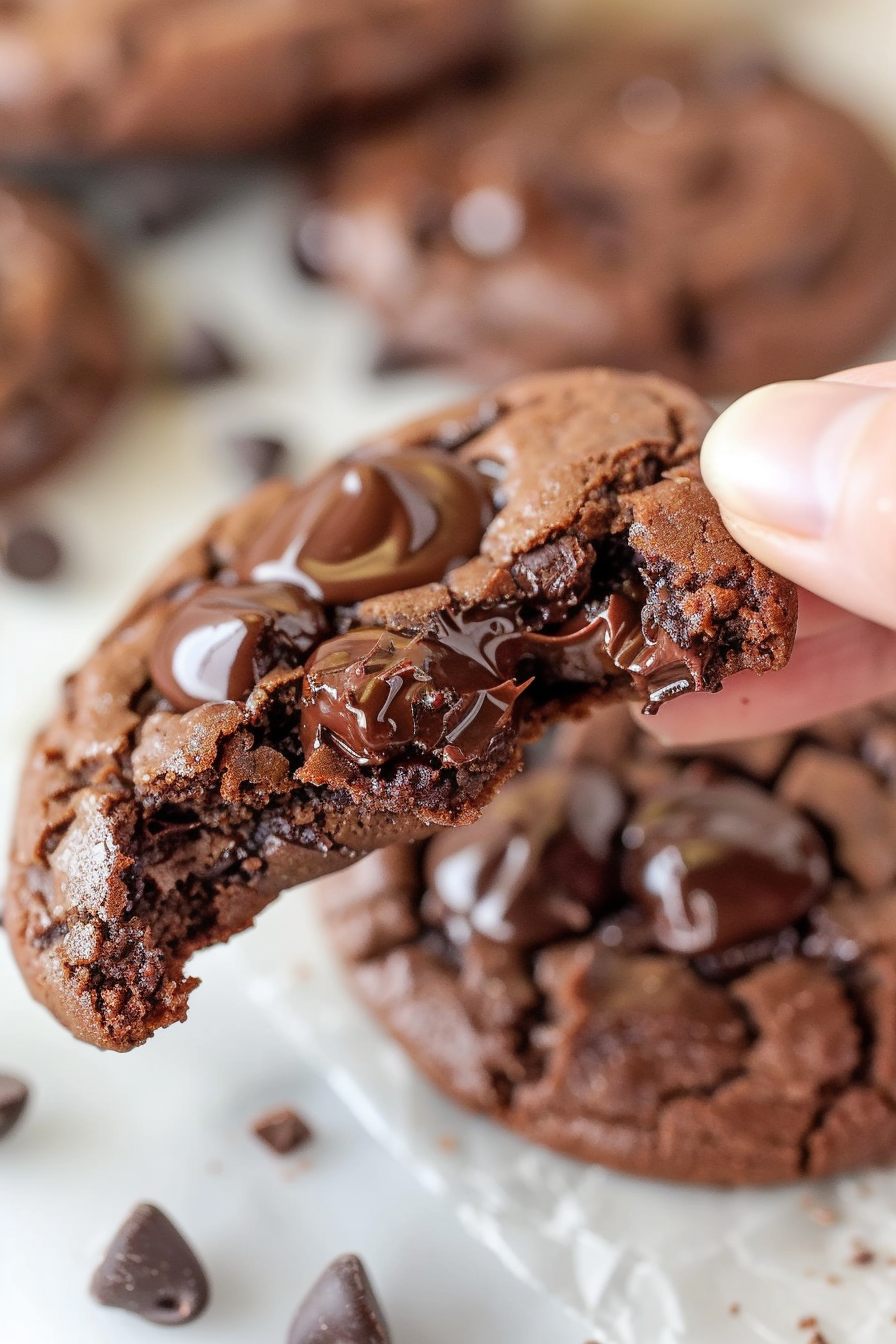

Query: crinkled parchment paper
[241,891,896,1343]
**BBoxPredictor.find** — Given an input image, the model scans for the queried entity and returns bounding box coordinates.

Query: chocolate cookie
[0,184,126,493]
[318,700,896,1185]
[297,41,896,394]
[5,368,796,1051]
[0,0,507,156]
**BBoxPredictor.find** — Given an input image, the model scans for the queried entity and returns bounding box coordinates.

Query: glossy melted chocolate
[151,440,707,768]
[299,627,526,768]
[422,764,625,947]
[150,581,326,712]
[621,780,831,953]
[237,450,495,603]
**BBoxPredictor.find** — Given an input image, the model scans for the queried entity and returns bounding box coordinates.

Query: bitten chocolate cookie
[297,41,896,394]
[0,184,125,493]
[5,368,796,1051]
[318,701,896,1185]
[0,0,507,156]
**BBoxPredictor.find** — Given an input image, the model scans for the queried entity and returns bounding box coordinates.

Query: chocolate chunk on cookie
[6,368,795,1051]
[0,0,508,156]
[0,185,126,494]
[319,699,896,1185]
[299,40,896,394]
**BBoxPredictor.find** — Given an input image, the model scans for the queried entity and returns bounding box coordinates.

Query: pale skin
[646,360,896,747]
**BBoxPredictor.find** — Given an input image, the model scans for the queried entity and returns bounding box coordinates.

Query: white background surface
[4,3,896,1335]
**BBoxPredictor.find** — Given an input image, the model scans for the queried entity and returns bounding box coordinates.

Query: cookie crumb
[825,1273,841,1286]
[251,1106,313,1155]
[798,1318,818,1330]
[808,1334,829,1344]
[850,1240,875,1266]
[728,1303,741,1316]
[438,1134,459,1153]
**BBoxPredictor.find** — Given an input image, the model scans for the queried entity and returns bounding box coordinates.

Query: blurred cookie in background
[295,40,896,395]
[0,0,510,156]
[0,184,126,496]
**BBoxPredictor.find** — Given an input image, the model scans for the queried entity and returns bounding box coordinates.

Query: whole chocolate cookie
[297,41,896,394]
[319,701,896,1185]
[0,0,507,156]
[0,184,126,493]
[5,369,796,1050]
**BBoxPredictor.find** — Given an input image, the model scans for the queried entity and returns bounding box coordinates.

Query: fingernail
[701,380,893,537]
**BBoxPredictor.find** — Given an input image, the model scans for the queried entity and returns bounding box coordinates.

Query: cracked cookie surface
[5,368,795,1051]
[319,702,896,1185]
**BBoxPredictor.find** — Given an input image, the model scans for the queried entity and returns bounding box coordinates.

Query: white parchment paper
[241,891,896,1344]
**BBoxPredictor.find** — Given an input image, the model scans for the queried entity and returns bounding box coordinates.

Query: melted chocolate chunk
[0,1073,29,1140]
[300,627,524,768]
[288,1254,391,1344]
[422,764,624,947]
[621,781,830,954]
[301,591,705,772]
[238,451,495,604]
[151,581,326,712]
[90,1203,209,1325]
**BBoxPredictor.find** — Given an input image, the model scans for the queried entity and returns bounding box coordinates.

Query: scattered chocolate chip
[227,434,290,483]
[90,1203,210,1325]
[0,1074,29,1140]
[288,1254,390,1344]
[371,341,436,378]
[168,324,241,384]
[1,524,63,581]
[96,165,228,240]
[251,1106,312,1155]
[850,1240,875,1266]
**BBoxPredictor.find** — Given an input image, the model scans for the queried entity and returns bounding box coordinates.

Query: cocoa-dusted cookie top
[0,184,126,493]
[319,700,896,1186]
[297,41,896,394]
[0,0,508,156]
[5,368,795,1052]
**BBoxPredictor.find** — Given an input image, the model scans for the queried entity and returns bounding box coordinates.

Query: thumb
[701,364,896,630]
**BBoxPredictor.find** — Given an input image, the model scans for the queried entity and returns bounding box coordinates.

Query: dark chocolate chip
[0,1074,29,1140]
[288,1254,390,1344]
[2,524,63,581]
[98,165,224,240]
[168,324,241,383]
[251,1106,313,1155]
[226,434,290,483]
[371,341,437,378]
[90,1203,210,1325]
